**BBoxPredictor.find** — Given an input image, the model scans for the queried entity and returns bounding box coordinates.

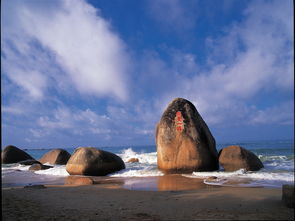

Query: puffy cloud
[1,0,293,147]
[250,102,294,125]
[145,0,293,127]
[37,107,112,135]
[2,0,130,101]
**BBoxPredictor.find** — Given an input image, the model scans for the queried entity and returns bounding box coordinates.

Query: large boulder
[1,145,34,164]
[39,149,71,165]
[66,147,125,176]
[156,98,219,173]
[218,145,264,171]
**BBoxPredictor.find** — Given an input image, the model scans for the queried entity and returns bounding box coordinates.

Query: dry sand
[2,176,294,220]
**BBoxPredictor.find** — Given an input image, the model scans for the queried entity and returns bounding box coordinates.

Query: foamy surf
[117,148,158,164]
[2,141,294,188]
[185,168,294,187]
[111,148,163,177]
[34,165,69,176]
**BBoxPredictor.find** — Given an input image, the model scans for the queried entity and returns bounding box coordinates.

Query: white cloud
[149,0,293,127]
[250,102,294,125]
[35,107,113,138]
[2,106,24,115]
[2,0,130,101]
[1,0,293,147]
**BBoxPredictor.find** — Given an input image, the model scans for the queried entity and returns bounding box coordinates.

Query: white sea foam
[110,148,163,177]
[118,148,158,164]
[185,168,294,187]
[259,154,294,171]
[34,165,69,176]
[1,164,31,172]
[1,147,294,188]
[110,166,163,177]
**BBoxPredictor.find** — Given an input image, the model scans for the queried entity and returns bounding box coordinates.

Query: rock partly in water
[66,147,125,176]
[39,149,71,165]
[218,145,264,171]
[282,185,294,208]
[18,159,42,165]
[127,158,139,163]
[29,164,53,171]
[156,98,219,173]
[1,145,34,164]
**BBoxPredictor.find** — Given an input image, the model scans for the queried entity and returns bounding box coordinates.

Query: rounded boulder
[218,145,264,171]
[39,149,71,165]
[1,145,34,164]
[156,98,219,173]
[66,147,125,176]
[29,163,53,171]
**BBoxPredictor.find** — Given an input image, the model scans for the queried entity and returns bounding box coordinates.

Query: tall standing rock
[66,147,125,176]
[1,145,34,164]
[39,149,71,165]
[156,98,219,173]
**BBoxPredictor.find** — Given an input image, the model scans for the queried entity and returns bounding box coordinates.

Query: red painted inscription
[175,111,184,132]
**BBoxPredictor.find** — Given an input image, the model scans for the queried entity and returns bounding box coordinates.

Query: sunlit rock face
[66,147,125,176]
[39,149,71,165]
[218,145,264,171]
[156,98,219,174]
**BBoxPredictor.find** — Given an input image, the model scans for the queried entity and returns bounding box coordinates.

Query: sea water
[2,139,294,188]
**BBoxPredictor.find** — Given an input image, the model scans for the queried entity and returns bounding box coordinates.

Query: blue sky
[1,0,294,149]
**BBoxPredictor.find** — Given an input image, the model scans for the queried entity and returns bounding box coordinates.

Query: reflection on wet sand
[64,175,125,187]
[65,175,216,191]
[65,176,94,185]
[158,174,207,191]
[122,175,213,191]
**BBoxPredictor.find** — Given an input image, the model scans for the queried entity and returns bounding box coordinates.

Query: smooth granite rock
[39,149,71,165]
[156,98,219,173]
[218,145,264,171]
[66,147,125,176]
[2,145,34,164]
[29,163,53,171]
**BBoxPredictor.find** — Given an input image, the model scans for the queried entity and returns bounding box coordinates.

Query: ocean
[2,139,294,189]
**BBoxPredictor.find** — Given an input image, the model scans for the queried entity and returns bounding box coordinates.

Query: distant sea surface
[2,139,294,188]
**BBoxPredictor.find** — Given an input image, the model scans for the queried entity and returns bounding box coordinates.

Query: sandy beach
[2,176,294,221]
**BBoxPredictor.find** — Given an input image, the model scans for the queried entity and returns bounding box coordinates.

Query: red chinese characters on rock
[175,111,185,132]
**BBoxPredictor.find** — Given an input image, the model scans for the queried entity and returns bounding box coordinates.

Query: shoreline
[2,176,294,220]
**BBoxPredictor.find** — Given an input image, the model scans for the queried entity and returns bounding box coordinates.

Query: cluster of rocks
[1,145,70,171]
[0,98,266,175]
[1,145,125,176]
[156,98,263,173]
[1,97,293,208]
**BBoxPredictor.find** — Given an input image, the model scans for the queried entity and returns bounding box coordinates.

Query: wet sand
[2,175,294,220]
